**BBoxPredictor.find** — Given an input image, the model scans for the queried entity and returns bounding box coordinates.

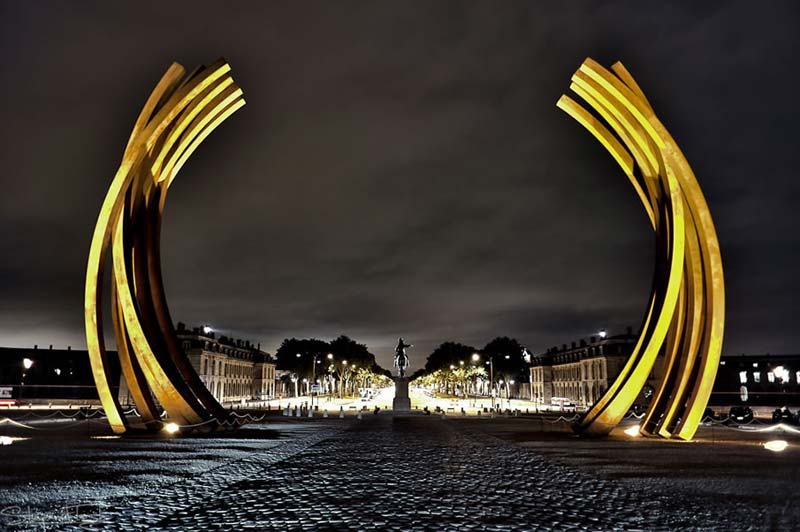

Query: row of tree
[275,336,389,397]
[411,337,530,398]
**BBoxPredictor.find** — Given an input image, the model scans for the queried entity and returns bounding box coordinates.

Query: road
[2,414,796,531]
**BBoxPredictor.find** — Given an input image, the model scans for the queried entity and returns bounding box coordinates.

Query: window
[753,372,760,383]
[738,371,747,384]
[796,371,800,384]
[767,372,775,383]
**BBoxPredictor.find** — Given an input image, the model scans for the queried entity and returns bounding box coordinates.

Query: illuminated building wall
[710,354,800,407]
[176,323,277,404]
[529,329,661,408]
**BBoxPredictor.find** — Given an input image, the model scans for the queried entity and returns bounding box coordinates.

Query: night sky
[1,1,798,370]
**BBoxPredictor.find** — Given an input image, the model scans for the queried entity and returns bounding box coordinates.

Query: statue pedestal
[392,377,411,413]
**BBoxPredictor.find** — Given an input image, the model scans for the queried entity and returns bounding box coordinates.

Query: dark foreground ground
[0,414,798,531]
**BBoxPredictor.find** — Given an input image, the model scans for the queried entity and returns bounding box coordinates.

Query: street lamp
[338,360,348,397]
[20,358,34,401]
[599,329,607,339]
[482,357,496,411]
[202,325,212,335]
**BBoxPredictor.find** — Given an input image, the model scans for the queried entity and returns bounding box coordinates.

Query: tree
[329,336,381,373]
[275,336,388,397]
[275,338,330,379]
[422,342,477,374]
[482,337,527,398]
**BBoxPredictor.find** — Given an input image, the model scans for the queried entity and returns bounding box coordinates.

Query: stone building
[176,323,276,404]
[710,353,800,407]
[529,328,659,407]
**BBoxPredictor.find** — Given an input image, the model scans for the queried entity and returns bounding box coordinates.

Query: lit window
[739,371,747,384]
[767,372,775,383]
[796,371,800,384]
[753,372,760,383]
[752,362,758,368]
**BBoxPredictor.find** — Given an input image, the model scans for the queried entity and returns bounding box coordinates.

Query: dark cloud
[1,1,798,369]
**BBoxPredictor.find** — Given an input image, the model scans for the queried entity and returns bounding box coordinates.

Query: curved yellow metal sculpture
[85,59,245,433]
[86,56,721,440]
[557,58,724,440]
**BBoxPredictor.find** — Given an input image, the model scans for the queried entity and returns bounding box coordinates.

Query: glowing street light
[164,422,180,434]
[327,353,334,360]
[471,353,480,362]
[624,424,641,437]
[202,325,212,334]
[599,329,607,339]
[23,358,34,370]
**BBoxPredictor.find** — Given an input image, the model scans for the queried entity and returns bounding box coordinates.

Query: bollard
[477,410,481,417]
[339,406,345,418]
[308,409,313,418]
[323,409,329,418]
[461,408,466,417]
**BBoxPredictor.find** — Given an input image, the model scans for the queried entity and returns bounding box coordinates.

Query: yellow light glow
[91,435,122,440]
[764,440,788,452]
[165,422,180,434]
[624,424,641,437]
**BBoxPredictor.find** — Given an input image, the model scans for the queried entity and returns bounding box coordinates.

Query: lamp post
[473,353,496,411]
[20,358,33,401]
[337,360,348,397]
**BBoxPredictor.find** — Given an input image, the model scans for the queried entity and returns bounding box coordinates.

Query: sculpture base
[392,377,411,412]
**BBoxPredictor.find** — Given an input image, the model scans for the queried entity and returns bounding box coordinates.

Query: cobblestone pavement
[3,415,788,531]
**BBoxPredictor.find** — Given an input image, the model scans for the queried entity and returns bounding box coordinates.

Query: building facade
[710,354,800,407]
[529,329,655,407]
[177,323,276,404]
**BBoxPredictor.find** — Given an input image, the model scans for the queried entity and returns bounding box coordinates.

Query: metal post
[311,354,317,408]
[490,357,495,412]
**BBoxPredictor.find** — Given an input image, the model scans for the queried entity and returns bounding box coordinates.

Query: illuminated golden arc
[85,59,245,433]
[558,58,724,440]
